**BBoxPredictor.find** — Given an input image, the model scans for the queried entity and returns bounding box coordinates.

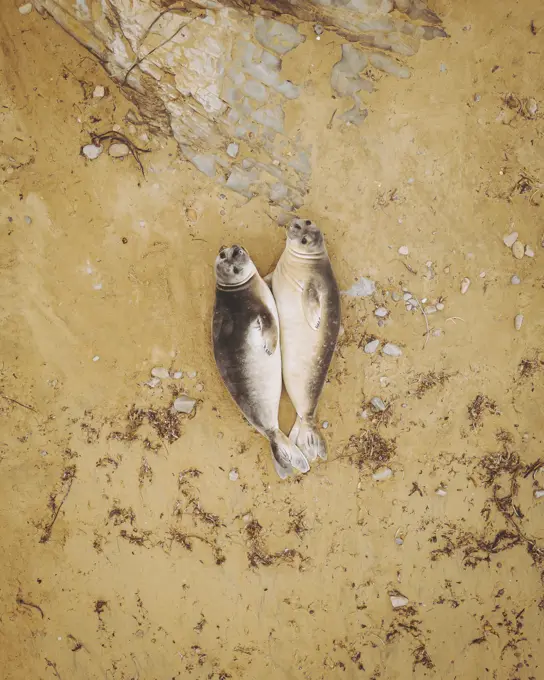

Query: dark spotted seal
[213,244,309,478]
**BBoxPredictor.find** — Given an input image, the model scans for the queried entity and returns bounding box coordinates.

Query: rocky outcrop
[34,0,445,208]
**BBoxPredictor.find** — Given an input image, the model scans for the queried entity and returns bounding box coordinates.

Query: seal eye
[301,236,308,245]
[233,266,241,274]
[219,251,226,259]
[232,246,241,257]
[294,223,301,230]
[305,220,312,226]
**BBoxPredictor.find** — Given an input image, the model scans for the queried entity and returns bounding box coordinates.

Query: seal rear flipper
[295,419,328,462]
[270,430,310,477]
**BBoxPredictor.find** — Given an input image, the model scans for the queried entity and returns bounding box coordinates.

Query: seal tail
[269,429,310,478]
[290,416,327,462]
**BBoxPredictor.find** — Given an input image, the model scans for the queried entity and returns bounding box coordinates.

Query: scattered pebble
[82,144,102,160]
[460,277,471,294]
[444,266,450,274]
[151,367,170,380]
[364,339,380,354]
[145,377,161,388]
[173,396,196,414]
[370,397,386,412]
[187,371,197,379]
[40,450,48,457]
[432,329,443,337]
[403,292,412,301]
[18,3,33,14]
[503,231,518,248]
[398,245,409,256]
[436,302,445,311]
[479,271,486,278]
[435,487,447,496]
[172,371,183,379]
[425,305,437,314]
[439,63,447,72]
[109,143,130,158]
[379,376,389,388]
[525,245,535,258]
[314,23,324,36]
[93,85,105,98]
[514,314,523,331]
[24,215,32,224]
[229,469,239,481]
[512,241,524,259]
[372,467,392,481]
[390,595,409,608]
[383,343,402,357]
[226,143,239,158]
[394,536,404,546]
[511,275,520,285]
[195,383,204,392]
[392,292,402,302]
[322,421,329,429]
[534,489,544,499]
[374,307,389,318]
[359,410,369,419]
[92,355,100,362]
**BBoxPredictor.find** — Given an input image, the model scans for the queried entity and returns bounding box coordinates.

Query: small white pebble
[172,371,183,379]
[425,305,437,314]
[93,283,102,290]
[195,383,204,392]
[398,246,409,256]
[432,329,443,337]
[229,469,239,481]
[359,409,369,419]
[151,367,170,380]
[525,245,535,258]
[372,467,392,481]
[145,377,161,388]
[391,292,402,302]
[93,85,105,98]
[82,144,102,160]
[322,421,329,429]
[92,355,100,362]
[187,371,197,379]
[403,292,412,301]
[511,275,520,285]
[173,396,196,414]
[421,297,427,304]
[375,307,389,318]
[512,241,525,259]
[109,143,130,158]
[534,489,544,499]
[503,231,518,248]
[444,266,450,274]
[426,261,433,267]
[24,215,32,224]
[435,488,447,496]
[364,339,380,354]
[436,302,445,311]
[390,595,409,608]
[479,271,486,278]
[18,3,33,14]
[40,450,48,457]
[460,277,471,294]
[379,376,389,387]
[514,314,523,331]
[405,303,413,311]
[383,343,402,357]
[394,537,404,545]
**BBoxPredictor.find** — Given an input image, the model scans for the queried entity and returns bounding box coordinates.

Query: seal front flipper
[269,429,310,476]
[302,281,322,330]
[254,312,278,356]
[213,306,234,343]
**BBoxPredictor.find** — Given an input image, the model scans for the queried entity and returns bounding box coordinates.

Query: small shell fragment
[370,397,386,412]
[436,302,445,311]
[511,275,520,285]
[398,245,409,256]
[514,314,523,331]
[173,396,196,414]
[375,307,389,318]
[372,467,392,481]
[229,469,239,481]
[525,245,535,258]
[435,487,447,496]
[390,595,409,608]
[151,367,170,379]
[460,277,471,294]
